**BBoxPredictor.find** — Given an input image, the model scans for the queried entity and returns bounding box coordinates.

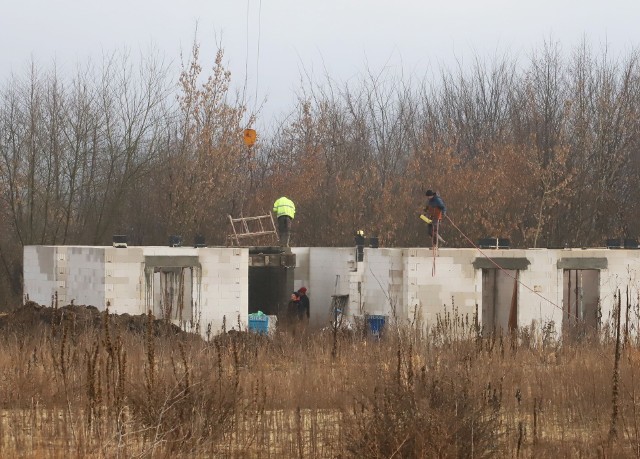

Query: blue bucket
[367,315,386,337]
[248,314,269,335]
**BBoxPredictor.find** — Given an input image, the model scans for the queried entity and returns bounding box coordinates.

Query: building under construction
[23,236,640,339]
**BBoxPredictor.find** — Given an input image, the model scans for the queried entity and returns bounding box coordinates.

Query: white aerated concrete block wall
[405,248,478,329]
[105,247,145,314]
[198,247,248,334]
[292,247,310,292]
[291,248,356,328]
[344,248,640,338]
[67,247,107,310]
[360,248,404,318]
[348,262,365,320]
[23,245,249,339]
[599,249,640,326]
[23,246,58,306]
[24,245,640,338]
[23,246,109,308]
[517,249,562,332]
[306,248,355,328]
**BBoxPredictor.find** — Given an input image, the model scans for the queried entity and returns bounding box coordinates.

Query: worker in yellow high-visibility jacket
[272,196,296,247]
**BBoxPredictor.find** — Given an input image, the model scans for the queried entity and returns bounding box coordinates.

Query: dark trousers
[427,220,444,247]
[277,216,292,246]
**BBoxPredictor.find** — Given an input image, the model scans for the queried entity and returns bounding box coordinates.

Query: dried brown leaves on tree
[2,40,640,306]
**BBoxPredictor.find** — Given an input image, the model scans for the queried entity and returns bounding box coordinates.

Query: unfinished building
[23,245,640,339]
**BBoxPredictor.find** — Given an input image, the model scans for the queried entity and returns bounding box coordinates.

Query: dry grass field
[0,302,639,458]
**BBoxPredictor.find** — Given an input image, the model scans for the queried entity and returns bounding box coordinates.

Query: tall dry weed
[2,302,640,457]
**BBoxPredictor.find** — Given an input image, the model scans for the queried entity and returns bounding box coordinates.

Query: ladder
[227,213,279,246]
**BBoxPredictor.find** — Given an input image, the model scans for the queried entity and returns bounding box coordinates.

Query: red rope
[444,214,563,311]
[439,215,621,365]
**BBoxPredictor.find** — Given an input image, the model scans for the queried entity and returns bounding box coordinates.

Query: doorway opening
[562,269,600,339]
[248,247,296,317]
[481,269,519,335]
[152,267,194,322]
[143,255,202,330]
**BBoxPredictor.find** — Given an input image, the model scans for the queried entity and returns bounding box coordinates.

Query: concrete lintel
[249,253,296,268]
[144,255,200,268]
[473,257,530,270]
[557,257,608,270]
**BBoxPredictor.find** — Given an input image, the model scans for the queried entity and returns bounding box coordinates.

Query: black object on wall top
[169,235,183,247]
[478,237,510,249]
[112,235,128,248]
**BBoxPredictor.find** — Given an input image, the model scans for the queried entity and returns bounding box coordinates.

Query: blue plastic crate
[367,315,386,337]
[248,315,269,335]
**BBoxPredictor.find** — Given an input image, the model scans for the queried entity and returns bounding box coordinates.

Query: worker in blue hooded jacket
[423,189,446,246]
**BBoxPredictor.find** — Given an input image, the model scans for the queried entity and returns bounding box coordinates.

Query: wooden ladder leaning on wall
[226,213,279,247]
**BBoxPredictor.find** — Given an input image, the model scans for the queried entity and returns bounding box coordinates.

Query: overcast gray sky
[2,0,640,124]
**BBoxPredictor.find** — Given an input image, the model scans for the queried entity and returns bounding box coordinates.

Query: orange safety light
[243,128,257,147]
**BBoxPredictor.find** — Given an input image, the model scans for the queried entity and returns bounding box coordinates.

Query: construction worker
[286,291,301,327]
[272,196,296,247]
[297,287,310,323]
[354,230,365,261]
[424,190,446,246]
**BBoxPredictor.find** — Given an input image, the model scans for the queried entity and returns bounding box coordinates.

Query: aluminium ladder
[227,213,279,246]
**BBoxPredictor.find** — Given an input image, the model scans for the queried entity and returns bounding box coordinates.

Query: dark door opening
[562,269,600,339]
[247,247,296,318]
[248,266,294,316]
[482,269,519,335]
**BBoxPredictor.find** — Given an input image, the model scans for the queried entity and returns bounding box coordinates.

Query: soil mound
[0,301,187,337]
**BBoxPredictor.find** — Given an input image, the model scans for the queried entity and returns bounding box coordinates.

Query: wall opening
[144,255,201,328]
[481,269,519,335]
[248,247,296,318]
[562,269,600,339]
[152,267,194,322]
[248,266,293,316]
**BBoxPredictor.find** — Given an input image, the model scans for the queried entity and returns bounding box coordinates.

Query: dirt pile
[0,301,186,337]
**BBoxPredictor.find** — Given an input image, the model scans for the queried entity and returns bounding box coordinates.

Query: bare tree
[149,42,251,244]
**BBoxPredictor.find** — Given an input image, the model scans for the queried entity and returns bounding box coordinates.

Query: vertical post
[609,290,622,443]
[574,270,579,320]
[492,270,497,333]
[567,270,571,322]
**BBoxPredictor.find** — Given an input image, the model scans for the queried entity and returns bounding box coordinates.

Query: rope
[254,0,262,112]
[442,214,636,373]
[242,0,262,118]
[444,214,563,311]
[242,0,250,107]
[426,217,634,443]
[443,216,630,345]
